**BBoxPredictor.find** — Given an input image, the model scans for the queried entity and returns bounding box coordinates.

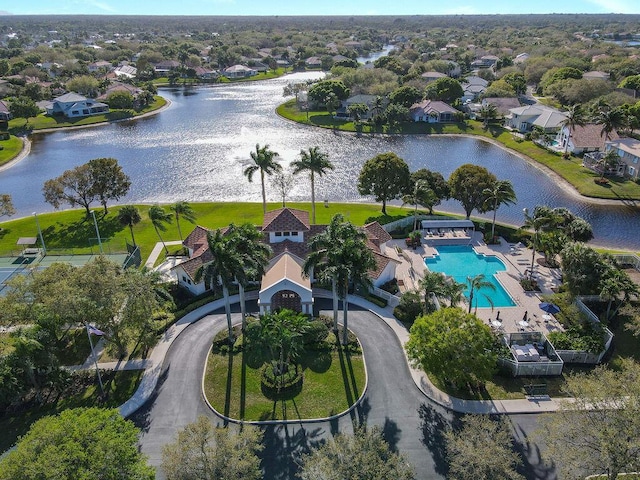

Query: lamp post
[91,210,103,254]
[33,212,46,255]
[523,208,536,281]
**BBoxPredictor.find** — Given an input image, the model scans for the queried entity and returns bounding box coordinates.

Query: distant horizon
[1,0,639,17]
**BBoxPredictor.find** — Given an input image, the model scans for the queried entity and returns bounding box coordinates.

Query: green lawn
[204,344,365,421]
[0,135,23,167]
[0,202,413,263]
[0,369,142,452]
[277,100,640,201]
[7,96,167,133]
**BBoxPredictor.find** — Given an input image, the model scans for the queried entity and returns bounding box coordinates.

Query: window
[283,231,290,236]
[629,166,635,177]
[291,231,298,236]
[182,275,187,282]
[275,232,282,237]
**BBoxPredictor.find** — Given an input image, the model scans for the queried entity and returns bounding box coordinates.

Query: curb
[200,323,368,426]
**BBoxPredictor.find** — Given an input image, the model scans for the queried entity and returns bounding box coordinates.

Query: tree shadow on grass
[41,212,127,250]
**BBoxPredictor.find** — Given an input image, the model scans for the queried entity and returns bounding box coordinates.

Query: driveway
[134,300,555,479]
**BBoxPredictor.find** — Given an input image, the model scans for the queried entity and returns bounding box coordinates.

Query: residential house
[460,75,489,102]
[193,66,218,80]
[557,123,618,155]
[172,208,399,314]
[305,56,323,68]
[96,82,142,103]
[506,105,567,133]
[604,138,640,180]
[582,70,610,81]
[0,100,11,121]
[471,54,500,70]
[481,97,521,118]
[332,54,351,64]
[114,64,137,79]
[154,60,180,74]
[88,60,113,73]
[513,53,530,64]
[223,64,257,79]
[409,100,458,123]
[43,92,109,118]
[421,71,447,83]
[337,94,379,120]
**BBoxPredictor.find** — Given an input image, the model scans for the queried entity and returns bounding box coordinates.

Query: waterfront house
[154,60,180,74]
[481,97,521,118]
[557,123,618,155]
[43,92,109,118]
[223,65,257,79]
[337,94,379,120]
[172,208,399,314]
[603,138,640,180]
[506,105,567,133]
[409,100,458,123]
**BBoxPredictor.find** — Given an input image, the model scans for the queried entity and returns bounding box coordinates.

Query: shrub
[303,320,330,344]
[364,293,388,307]
[379,279,399,295]
[393,291,423,325]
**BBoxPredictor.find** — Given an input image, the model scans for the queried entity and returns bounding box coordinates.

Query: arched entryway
[271,289,302,312]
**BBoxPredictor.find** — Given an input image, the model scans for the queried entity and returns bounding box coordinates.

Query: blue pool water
[425,245,516,308]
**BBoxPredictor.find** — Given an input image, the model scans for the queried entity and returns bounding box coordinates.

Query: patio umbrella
[539,302,560,314]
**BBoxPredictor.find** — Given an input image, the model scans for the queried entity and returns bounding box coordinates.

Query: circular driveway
[133,300,555,479]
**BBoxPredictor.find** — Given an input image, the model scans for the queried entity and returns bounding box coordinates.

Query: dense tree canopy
[406,307,498,388]
[162,416,262,480]
[448,164,496,219]
[0,408,154,480]
[423,77,463,103]
[299,427,415,480]
[357,152,411,214]
[307,79,350,106]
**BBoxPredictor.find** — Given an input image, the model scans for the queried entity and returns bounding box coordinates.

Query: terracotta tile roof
[178,249,213,280]
[364,221,392,244]
[570,123,619,149]
[369,251,400,279]
[262,208,310,232]
[183,225,214,257]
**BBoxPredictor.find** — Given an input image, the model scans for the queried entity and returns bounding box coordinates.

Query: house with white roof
[43,92,109,118]
[223,64,257,79]
[506,105,567,133]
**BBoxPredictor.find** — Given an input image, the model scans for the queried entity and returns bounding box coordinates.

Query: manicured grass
[277,100,640,201]
[0,369,142,452]
[7,96,167,133]
[0,135,23,167]
[0,202,413,263]
[204,344,365,421]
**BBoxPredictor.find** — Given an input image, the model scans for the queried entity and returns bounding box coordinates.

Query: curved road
[134,300,556,479]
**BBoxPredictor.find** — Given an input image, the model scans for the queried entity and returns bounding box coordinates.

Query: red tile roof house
[172,208,399,315]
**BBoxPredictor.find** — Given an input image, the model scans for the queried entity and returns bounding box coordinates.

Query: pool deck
[388,232,564,336]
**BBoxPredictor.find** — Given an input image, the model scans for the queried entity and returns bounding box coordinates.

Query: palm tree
[482,180,517,242]
[226,223,272,329]
[419,271,448,313]
[597,149,621,181]
[466,274,496,314]
[402,179,434,231]
[596,107,624,143]
[117,205,141,247]
[559,104,585,157]
[600,269,639,320]
[522,207,558,281]
[195,229,244,343]
[148,205,173,255]
[303,214,375,344]
[291,147,334,224]
[170,201,197,242]
[443,278,466,308]
[478,103,498,128]
[243,144,282,214]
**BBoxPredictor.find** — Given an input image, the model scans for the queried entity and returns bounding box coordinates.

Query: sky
[1,0,639,16]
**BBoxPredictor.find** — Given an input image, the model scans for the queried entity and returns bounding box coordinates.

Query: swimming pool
[424,245,516,308]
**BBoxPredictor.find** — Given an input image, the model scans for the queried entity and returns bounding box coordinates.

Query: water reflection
[1,72,638,250]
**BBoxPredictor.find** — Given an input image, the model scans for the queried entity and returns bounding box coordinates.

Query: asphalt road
[134,300,557,479]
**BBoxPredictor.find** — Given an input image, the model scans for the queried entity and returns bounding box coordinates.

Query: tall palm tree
[291,147,334,224]
[170,201,197,242]
[482,180,517,242]
[522,207,558,281]
[419,271,448,313]
[466,274,496,314]
[559,104,585,157]
[117,205,141,247]
[195,229,244,343]
[596,107,624,143]
[244,144,282,214]
[226,223,272,329]
[402,179,434,231]
[148,205,173,255]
